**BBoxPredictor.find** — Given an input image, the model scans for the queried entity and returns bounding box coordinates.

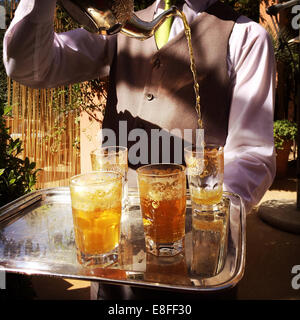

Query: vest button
[146,93,154,101]
[153,58,160,69]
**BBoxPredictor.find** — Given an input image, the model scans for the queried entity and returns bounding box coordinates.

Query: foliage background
[273,119,298,150]
[0,28,40,206]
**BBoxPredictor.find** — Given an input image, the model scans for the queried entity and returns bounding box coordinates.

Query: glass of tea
[137,163,186,257]
[185,145,227,277]
[90,146,128,209]
[184,144,224,210]
[69,171,123,267]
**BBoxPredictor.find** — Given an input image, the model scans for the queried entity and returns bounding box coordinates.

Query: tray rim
[0,187,246,293]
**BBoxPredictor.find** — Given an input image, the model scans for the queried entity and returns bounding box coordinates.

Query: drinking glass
[91,146,128,209]
[137,163,186,257]
[185,144,228,277]
[184,144,224,209]
[70,171,123,267]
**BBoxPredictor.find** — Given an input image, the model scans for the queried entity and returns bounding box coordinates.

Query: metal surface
[0,188,245,292]
[59,0,178,39]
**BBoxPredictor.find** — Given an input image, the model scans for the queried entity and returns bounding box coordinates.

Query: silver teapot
[59,0,178,40]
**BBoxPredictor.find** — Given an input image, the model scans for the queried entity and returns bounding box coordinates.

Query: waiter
[3,0,276,299]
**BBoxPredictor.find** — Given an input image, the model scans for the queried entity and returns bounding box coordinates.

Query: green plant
[274,29,299,119]
[0,104,40,207]
[273,119,297,150]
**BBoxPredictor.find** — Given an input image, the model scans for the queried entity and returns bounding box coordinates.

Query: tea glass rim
[136,163,186,178]
[70,170,123,187]
[90,145,128,157]
[184,144,223,155]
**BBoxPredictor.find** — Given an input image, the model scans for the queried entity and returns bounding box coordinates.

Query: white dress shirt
[3,0,276,213]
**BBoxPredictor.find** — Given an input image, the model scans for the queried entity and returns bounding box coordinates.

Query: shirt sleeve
[224,15,276,213]
[3,0,116,88]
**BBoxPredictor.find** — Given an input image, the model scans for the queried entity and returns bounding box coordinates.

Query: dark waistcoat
[102,1,239,169]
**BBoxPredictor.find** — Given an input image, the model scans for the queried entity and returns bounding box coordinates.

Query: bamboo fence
[5,0,81,188]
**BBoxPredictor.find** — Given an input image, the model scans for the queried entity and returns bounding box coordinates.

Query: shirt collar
[154,0,219,13]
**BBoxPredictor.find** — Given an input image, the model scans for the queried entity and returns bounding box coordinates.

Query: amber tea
[137,164,186,257]
[185,144,224,208]
[70,171,123,267]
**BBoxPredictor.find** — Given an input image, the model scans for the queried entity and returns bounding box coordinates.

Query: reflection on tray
[190,198,230,278]
[145,253,190,286]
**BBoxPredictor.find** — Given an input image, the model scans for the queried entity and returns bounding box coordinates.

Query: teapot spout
[119,6,179,40]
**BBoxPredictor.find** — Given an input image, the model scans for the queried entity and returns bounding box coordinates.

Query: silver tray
[0,188,246,292]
